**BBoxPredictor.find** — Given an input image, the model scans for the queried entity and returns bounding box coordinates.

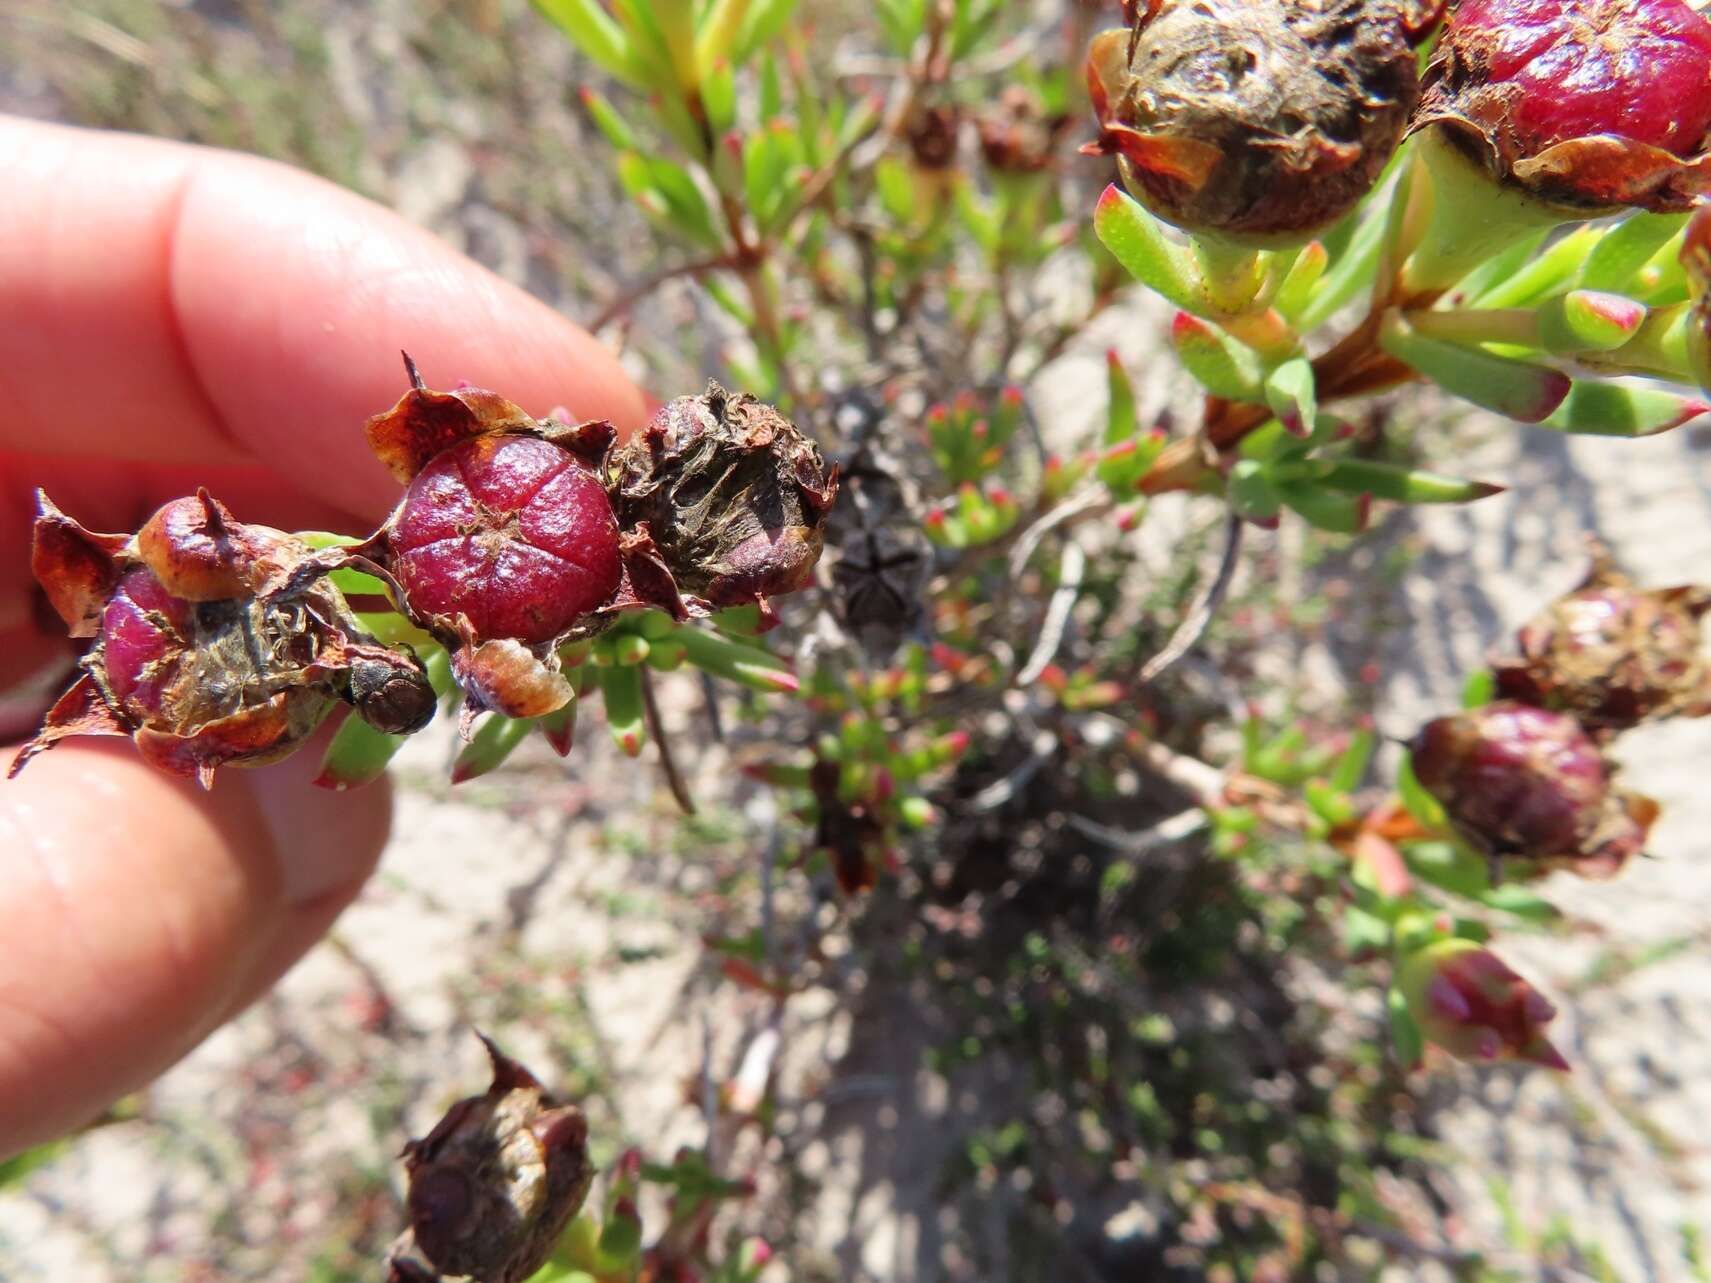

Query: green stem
[1402,306,1540,348]
[1399,130,1570,299]
[1192,232,1268,316]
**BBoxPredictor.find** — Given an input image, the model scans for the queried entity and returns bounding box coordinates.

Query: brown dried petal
[30,491,127,637]
[365,356,537,483]
[390,1036,592,1283]
[132,687,336,789]
[6,675,127,779]
[451,640,574,724]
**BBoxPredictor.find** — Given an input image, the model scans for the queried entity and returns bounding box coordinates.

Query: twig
[1137,511,1244,686]
[640,666,697,815]
[590,253,737,332]
[970,727,1059,811]
[1016,542,1085,686]
[1006,487,1111,580]
[1078,711,1227,805]
[1068,807,1207,855]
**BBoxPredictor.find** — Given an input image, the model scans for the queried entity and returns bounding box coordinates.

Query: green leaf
[1275,479,1370,533]
[1104,348,1137,445]
[1537,290,1646,355]
[1316,458,1503,504]
[733,0,799,63]
[1264,356,1317,437]
[1169,312,1265,399]
[0,1139,67,1189]
[700,59,737,136]
[1272,239,1328,321]
[1093,185,1206,315]
[1461,669,1497,708]
[1379,313,1570,423]
[1540,380,1710,437]
[695,0,752,72]
[1227,459,1281,525]
[533,0,642,83]
[1395,752,1447,829]
[1478,883,1561,923]
[452,713,539,784]
[598,663,646,757]
[579,87,641,151]
[1329,728,1375,793]
[1474,225,1602,310]
[1403,840,1489,897]
[1444,229,1548,305]
[1387,984,1424,1067]
[1580,211,1688,293]
[674,626,799,694]
[315,711,409,792]
[1293,174,1395,330]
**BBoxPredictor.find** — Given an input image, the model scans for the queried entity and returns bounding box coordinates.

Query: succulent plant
[1491,544,1711,735]
[15,491,432,786]
[612,382,838,616]
[1409,701,1656,876]
[363,357,687,722]
[1397,938,1568,1068]
[1086,0,1438,241]
[1412,0,1711,212]
[385,1037,592,1283]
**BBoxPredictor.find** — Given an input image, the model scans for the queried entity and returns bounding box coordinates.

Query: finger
[0,727,391,1160]
[0,114,648,525]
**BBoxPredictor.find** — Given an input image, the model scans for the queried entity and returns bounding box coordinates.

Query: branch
[1137,511,1243,687]
[640,666,697,815]
[1016,542,1086,686]
[590,253,738,332]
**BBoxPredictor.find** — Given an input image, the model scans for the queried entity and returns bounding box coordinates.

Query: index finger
[0,115,647,524]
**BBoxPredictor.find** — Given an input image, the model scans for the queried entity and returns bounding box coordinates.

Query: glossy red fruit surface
[1415,0,1711,209]
[390,435,622,643]
[1411,702,1605,854]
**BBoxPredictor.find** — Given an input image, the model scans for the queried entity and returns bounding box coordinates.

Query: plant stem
[640,665,697,815]
[1401,306,1540,348]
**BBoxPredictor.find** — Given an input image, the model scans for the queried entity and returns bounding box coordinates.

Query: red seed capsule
[1413,0,1711,211]
[1491,545,1711,735]
[1398,938,1568,1068]
[1409,701,1655,876]
[388,434,622,644]
[12,492,433,787]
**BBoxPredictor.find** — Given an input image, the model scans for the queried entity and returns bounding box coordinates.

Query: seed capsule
[1412,0,1711,211]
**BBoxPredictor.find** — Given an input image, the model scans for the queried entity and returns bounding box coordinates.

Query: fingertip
[0,721,392,1157]
[169,149,649,519]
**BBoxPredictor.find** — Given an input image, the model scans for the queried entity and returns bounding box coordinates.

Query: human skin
[0,114,646,1159]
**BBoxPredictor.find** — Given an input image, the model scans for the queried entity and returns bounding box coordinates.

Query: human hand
[0,115,645,1159]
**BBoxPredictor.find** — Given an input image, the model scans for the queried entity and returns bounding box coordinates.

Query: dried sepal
[1087,0,1433,241]
[5,676,127,779]
[1412,0,1711,212]
[451,640,575,727]
[30,491,127,637]
[613,383,838,613]
[364,354,539,484]
[386,1035,593,1283]
[1491,542,1711,735]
